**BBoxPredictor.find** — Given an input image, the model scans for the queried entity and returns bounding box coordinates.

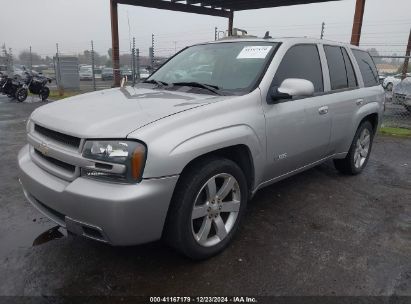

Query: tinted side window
[352,49,379,87]
[273,44,323,92]
[324,45,348,90]
[341,48,357,87]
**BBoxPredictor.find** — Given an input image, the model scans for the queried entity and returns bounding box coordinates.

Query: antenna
[127,11,132,53]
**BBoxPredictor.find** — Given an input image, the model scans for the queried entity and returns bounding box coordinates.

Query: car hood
[393,78,411,95]
[30,86,224,138]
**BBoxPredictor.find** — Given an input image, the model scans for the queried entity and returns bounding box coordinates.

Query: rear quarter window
[352,49,379,87]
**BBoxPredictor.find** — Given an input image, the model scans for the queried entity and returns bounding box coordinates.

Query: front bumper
[18,144,179,245]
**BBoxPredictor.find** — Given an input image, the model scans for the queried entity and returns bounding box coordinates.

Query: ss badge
[277,153,287,160]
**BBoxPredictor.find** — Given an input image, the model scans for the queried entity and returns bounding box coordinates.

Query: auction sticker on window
[237,46,272,59]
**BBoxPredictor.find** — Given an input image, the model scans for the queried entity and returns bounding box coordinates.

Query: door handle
[356,98,364,106]
[318,106,329,115]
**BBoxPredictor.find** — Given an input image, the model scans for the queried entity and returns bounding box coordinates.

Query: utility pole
[136,48,140,81]
[56,43,63,96]
[173,41,177,54]
[8,48,13,72]
[29,46,32,70]
[110,0,120,87]
[91,40,96,91]
[132,37,136,86]
[401,28,411,80]
[350,0,366,46]
[149,47,154,71]
[228,11,234,36]
[150,33,155,69]
[320,22,325,39]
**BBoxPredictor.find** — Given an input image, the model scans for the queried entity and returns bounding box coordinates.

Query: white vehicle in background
[392,77,411,112]
[383,73,411,91]
[79,66,93,81]
[139,68,150,80]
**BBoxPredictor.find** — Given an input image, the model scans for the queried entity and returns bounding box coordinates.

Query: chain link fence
[1,39,168,95]
[374,56,411,129]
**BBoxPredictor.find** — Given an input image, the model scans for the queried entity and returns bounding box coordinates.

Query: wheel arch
[176,144,255,200]
[358,112,379,135]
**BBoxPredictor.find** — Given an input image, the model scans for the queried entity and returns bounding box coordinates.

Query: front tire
[164,157,248,260]
[15,88,28,102]
[39,87,50,101]
[334,121,374,175]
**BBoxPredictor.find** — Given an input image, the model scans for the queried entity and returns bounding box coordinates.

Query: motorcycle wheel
[39,87,50,101]
[15,88,28,102]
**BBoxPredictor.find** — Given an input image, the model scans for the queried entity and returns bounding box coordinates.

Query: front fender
[144,124,263,180]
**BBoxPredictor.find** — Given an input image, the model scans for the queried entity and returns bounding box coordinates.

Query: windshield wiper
[143,79,169,87]
[172,82,222,95]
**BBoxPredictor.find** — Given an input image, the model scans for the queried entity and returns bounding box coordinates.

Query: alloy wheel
[191,173,241,247]
[354,128,371,169]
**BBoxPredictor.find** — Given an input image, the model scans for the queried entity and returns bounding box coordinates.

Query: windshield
[147,41,278,93]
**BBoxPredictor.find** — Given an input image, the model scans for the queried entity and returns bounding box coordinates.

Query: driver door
[262,44,331,180]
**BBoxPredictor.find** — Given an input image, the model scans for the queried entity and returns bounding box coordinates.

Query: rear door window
[341,48,358,88]
[324,45,348,90]
[272,44,324,93]
[352,49,379,87]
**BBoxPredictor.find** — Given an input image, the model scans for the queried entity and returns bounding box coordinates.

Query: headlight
[81,140,146,183]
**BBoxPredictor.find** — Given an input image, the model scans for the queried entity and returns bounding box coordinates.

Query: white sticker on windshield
[236,46,272,59]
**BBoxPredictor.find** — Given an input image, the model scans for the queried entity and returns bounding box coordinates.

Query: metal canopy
[110,0,350,86]
[116,0,341,16]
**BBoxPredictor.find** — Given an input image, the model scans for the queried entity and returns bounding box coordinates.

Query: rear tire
[334,121,374,175]
[164,157,248,260]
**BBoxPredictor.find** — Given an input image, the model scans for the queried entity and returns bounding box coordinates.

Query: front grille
[34,124,81,148]
[34,149,76,173]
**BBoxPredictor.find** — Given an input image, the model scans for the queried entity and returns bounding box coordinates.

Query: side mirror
[269,78,315,103]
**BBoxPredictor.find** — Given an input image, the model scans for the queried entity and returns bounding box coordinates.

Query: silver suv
[18,38,384,259]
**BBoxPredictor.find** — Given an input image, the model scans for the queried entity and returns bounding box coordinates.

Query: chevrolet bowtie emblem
[38,142,49,156]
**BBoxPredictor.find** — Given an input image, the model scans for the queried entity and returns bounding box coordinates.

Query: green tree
[18,50,43,66]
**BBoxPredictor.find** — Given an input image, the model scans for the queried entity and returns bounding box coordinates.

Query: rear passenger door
[263,44,332,180]
[322,45,364,154]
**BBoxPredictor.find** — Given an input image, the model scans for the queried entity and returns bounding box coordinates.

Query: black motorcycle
[1,75,27,102]
[24,71,51,101]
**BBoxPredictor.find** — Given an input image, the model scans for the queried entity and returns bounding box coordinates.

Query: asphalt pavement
[0,94,410,297]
